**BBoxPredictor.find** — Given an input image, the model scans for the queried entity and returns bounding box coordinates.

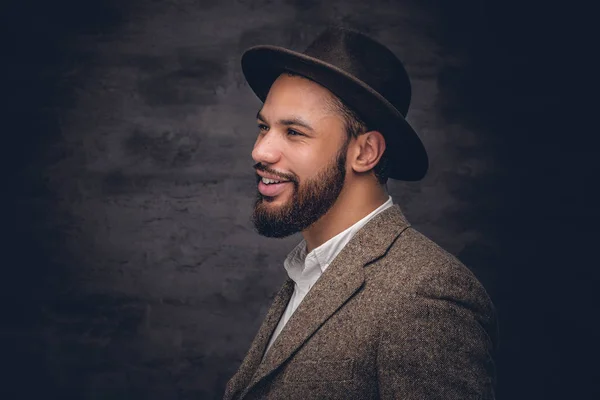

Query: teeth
[262,177,282,184]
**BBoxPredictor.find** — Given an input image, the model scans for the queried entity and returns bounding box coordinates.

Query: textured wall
[4,0,596,399]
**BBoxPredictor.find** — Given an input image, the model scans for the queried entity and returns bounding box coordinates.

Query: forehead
[261,73,339,119]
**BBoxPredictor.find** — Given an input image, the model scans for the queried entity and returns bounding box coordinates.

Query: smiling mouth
[260,177,290,185]
[257,177,293,197]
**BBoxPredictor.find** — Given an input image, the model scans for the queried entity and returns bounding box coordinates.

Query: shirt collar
[284,196,394,281]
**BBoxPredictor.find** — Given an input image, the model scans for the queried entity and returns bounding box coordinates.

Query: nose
[251,130,281,165]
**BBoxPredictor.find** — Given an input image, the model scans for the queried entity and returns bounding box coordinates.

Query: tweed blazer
[223,204,497,400]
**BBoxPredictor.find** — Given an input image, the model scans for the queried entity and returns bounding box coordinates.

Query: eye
[257,123,268,132]
[287,129,303,137]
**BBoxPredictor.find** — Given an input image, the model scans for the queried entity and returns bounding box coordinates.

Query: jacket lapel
[239,205,411,398]
[225,278,294,400]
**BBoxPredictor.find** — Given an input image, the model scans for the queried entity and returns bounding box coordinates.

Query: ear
[350,130,386,174]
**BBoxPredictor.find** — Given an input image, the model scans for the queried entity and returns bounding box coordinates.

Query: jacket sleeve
[376,263,498,400]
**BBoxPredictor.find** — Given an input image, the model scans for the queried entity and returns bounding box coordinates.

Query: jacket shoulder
[372,227,498,399]
[376,227,483,289]
[369,226,497,335]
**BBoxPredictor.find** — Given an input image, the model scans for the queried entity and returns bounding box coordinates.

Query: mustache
[253,163,297,183]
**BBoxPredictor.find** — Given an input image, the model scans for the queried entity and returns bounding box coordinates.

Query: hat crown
[303,27,412,117]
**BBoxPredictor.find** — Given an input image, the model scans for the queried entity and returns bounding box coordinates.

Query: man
[224,27,497,399]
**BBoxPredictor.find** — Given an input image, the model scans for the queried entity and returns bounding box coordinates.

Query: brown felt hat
[241,26,428,181]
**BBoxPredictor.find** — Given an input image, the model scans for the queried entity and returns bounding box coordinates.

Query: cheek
[292,147,331,177]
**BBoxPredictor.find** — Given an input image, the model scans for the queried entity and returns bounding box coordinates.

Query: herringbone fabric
[223,205,497,399]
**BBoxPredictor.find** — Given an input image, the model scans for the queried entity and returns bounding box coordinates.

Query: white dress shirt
[262,196,394,360]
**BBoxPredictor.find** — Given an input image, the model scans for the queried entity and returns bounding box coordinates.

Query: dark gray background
[3,0,596,399]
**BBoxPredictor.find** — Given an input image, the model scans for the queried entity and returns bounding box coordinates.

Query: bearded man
[223,27,497,400]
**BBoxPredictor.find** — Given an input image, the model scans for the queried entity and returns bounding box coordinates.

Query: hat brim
[241,45,428,181]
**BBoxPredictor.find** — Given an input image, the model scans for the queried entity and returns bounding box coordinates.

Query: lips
[258,180,292,197]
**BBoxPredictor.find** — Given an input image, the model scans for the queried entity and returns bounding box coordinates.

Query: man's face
[251,73,350,238]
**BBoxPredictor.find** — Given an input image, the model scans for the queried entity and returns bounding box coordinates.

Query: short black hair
[283,71,390,185]
[325,94,390,185]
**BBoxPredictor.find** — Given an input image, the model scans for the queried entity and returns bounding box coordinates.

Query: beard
[251,138,349,238]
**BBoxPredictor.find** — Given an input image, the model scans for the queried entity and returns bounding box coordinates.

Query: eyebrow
[256,110,314,132]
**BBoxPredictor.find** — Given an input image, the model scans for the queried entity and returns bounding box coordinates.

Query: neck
[302,178,389,253]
